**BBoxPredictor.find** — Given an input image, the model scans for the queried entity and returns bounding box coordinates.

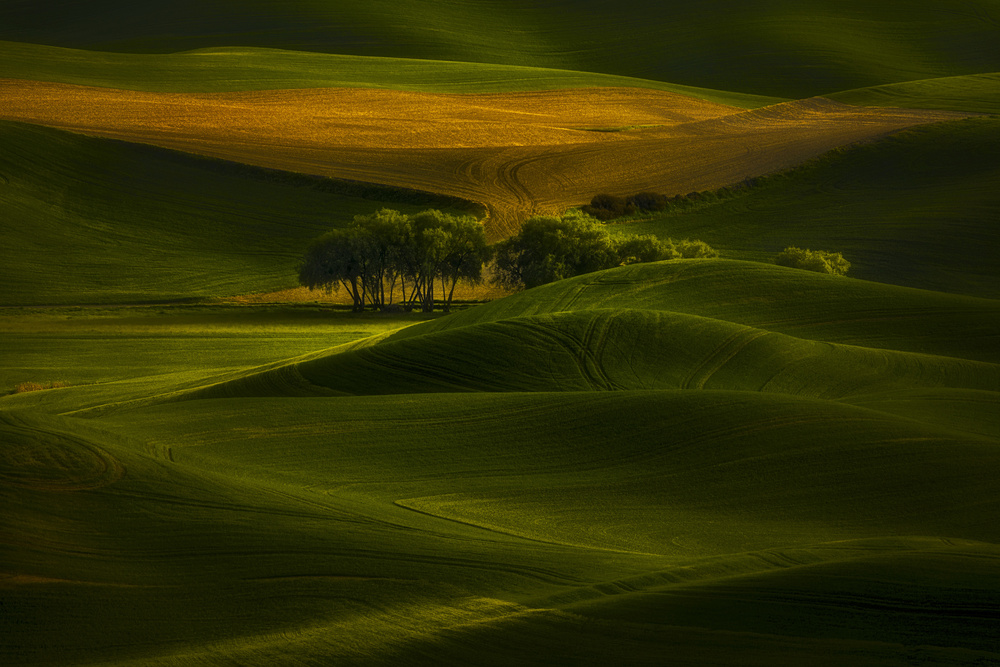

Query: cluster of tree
[299,209,490,312]
[300,209,719,310]
[774,246,850,276]
[492,212,717,289]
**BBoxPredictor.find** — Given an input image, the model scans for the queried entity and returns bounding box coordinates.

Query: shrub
[674,239,719,258]
[614,234,679,264]
[581,194,634,220]
[582,192,673,220]
[775,247,850,276]
[627,192,669,213]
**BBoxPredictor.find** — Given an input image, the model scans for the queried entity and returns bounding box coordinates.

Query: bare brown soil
[0,80,968,238]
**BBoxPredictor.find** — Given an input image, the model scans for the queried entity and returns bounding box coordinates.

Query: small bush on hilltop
[775,246,850,276]
[616,234,680,264]
[674,239,719,259]
[629,191,670,213]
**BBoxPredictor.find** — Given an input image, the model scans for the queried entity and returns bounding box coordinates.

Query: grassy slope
[1,1,998,98]
[0,41,781,108]
[397,260,1000,364]
[0,121,478,305]
[608,117,1000,299]
[2,260,999,663]
[828,72,1000,114]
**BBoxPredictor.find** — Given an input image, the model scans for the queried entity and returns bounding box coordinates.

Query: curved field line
[0,81,970,238]
[683,329,771,390]
[542,537,994,608]
[0,416,126,491]
[525,319,617,391]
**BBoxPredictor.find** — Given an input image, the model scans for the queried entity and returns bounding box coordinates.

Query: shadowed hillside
[611,117,1000,299]
[1,0,998,98]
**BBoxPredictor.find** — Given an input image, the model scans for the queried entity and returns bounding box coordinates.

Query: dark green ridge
[828,72,1000,114]
[4,390,998,664]
[609,117,1000,299]
[0,41,780,107]
[1,0,998,98]
[0,121,478,306]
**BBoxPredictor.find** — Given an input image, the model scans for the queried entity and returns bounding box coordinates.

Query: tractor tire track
[0,80,970,239]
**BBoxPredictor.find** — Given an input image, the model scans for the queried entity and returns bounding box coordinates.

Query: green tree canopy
[775,246,850,276]
[491,213,691,290]
[299,208,489,312]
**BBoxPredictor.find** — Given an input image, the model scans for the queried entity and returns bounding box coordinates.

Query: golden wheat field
[0,79,967,237]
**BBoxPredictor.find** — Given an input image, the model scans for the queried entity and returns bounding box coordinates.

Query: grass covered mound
[0,121,477,305]
[4,390,999,665]
[185,307,999,409]
[397,260,1000,363]
[828,72,1000,114]
[610,117,1000,299]
[1,1,998,98]
[2,254,998,664]
[0,41,781,108]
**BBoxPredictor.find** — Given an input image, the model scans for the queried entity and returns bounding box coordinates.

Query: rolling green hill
[610,117,1000,299]
[0,121,477,305]
[828,72,1000,114]
[397,260,1000,363]
[2,2,998,664]
[2,258,999,663]
[1,1,999,98]
[0,41,781,107]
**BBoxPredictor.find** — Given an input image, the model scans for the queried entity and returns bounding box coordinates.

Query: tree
[774,246,850,276]
[298,227,368,311]
[298,208,490,312]
[438,214,491,312]
[351,208,410,310]
[491,214,622,289]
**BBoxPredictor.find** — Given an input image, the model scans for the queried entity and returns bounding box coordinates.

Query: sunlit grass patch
[12,380,70,393]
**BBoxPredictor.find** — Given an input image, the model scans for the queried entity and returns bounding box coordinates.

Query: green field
[2,2,999,665]
[0,121,478,305]
[2,260,999,665]
[608,117,1000,299]
[2,0,999,98]
[0,41,782,108]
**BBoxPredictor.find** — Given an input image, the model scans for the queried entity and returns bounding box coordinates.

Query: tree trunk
[445,275,459,313]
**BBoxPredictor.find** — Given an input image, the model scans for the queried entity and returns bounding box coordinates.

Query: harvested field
[0,80,968,237]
